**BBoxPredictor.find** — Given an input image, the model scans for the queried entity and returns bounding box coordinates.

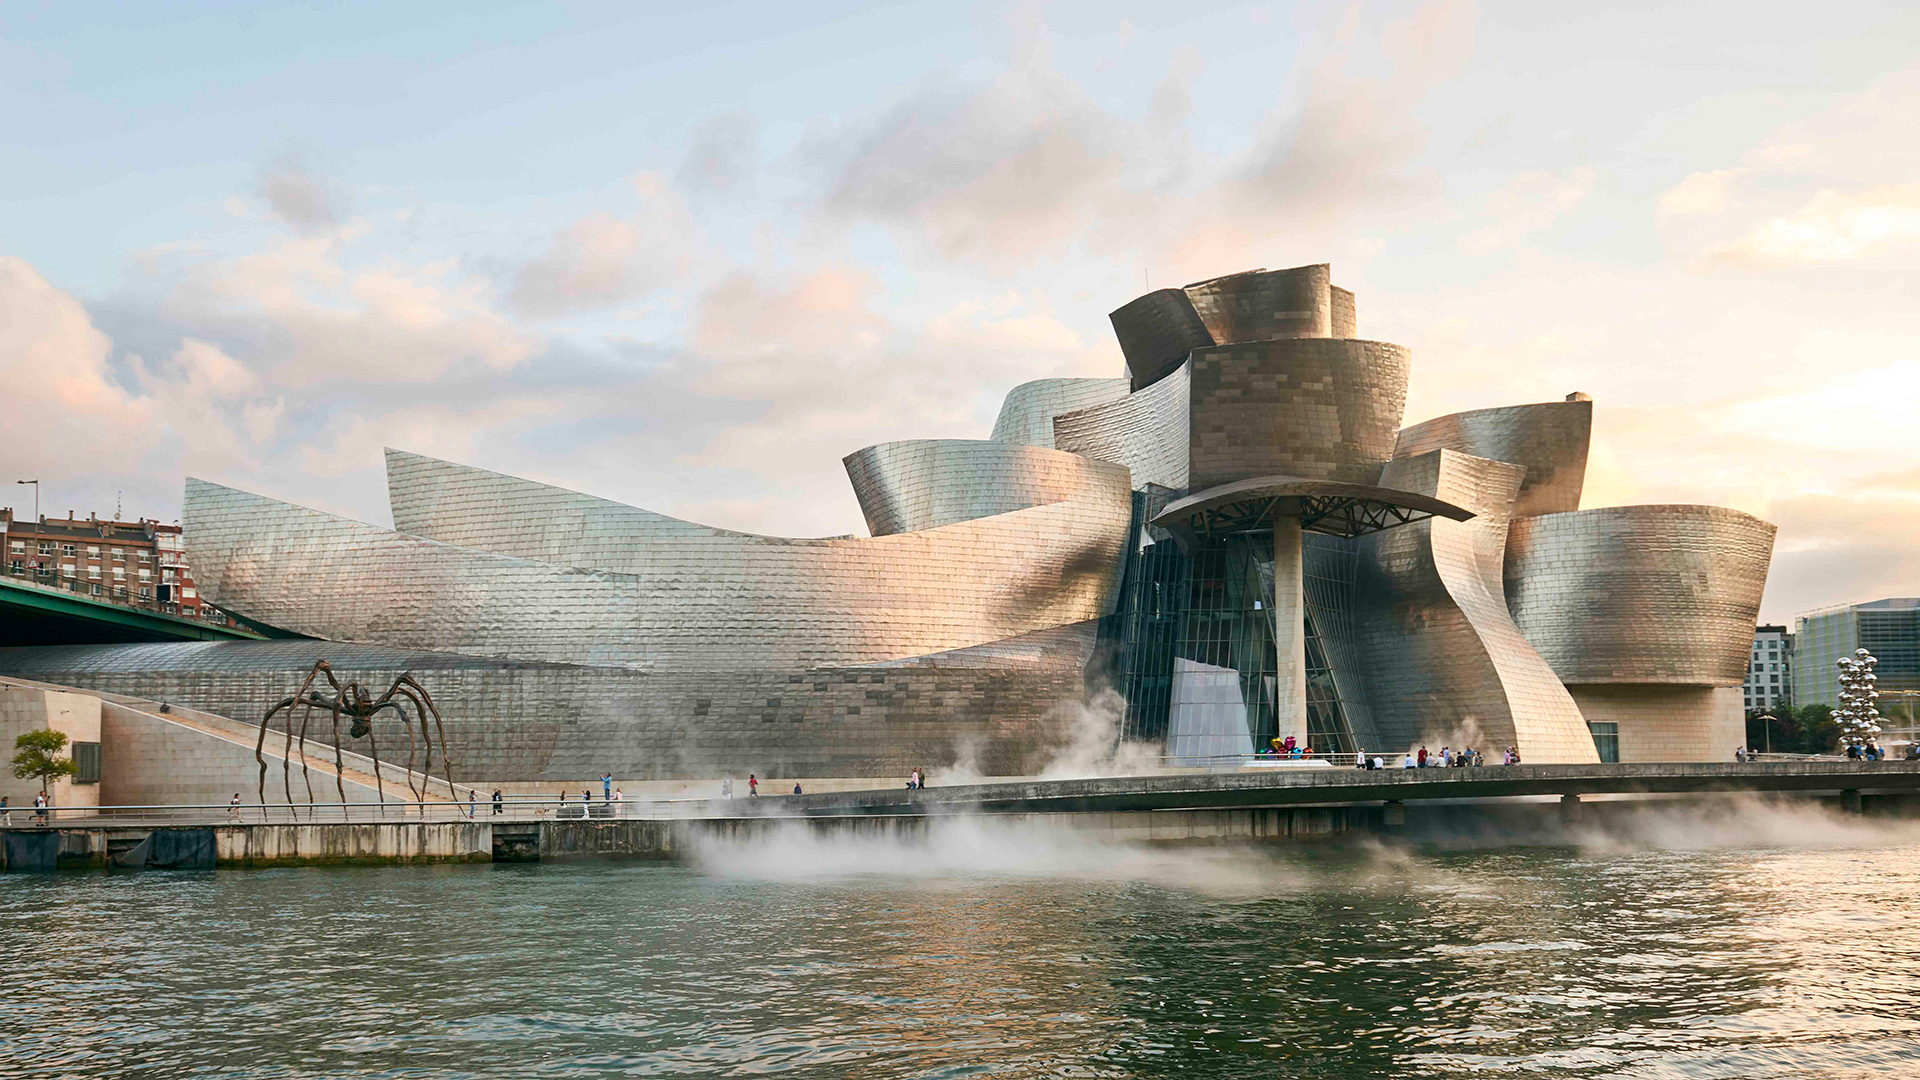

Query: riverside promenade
[7,761,1920,871]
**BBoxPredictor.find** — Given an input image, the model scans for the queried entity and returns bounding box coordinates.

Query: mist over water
[7,801,1920,1079]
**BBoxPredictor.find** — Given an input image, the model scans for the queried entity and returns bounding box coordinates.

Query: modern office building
[0,264,1777,785]
[1791,598,1920,715]
[1745,625,1791,713]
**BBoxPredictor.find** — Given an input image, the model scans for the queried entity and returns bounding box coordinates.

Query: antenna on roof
[116,490,123,519]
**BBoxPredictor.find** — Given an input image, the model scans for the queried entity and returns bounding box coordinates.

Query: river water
[5,802,1920,1079]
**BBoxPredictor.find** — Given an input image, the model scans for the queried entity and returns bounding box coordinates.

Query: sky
[3,0,1918,624]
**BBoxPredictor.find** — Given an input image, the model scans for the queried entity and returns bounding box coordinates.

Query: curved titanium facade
[1188,339,1409,489]
[1051,360,1191,491]
[192,460,1130,671]
[1349,450,1598,762]
[1184,264,1335,345]
[1394,399,1592,517]
[1108,289,1213,392]
[989,377,1131,448]
[843,440,1132,538]
[0,627,1103,782]
[1504,505,1776,686]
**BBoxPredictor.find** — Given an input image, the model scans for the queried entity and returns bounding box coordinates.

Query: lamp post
[14,479,37,525]
[1757,712,1775,756]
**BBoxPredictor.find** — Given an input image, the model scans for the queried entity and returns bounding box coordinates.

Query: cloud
[508,174,695,318]
[677,113,759,196]
[1702,184,1920,266]
[1458,167,1596,252]
[1658,168,1744,216]
[0,257,159,490]
[256,156,348,233]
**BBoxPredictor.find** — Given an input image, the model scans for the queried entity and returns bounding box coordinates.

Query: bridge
[0,575,270,645]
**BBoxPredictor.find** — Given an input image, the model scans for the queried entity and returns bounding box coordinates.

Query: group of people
[905,767,927,790]
[0,794,49,824]
[1396,745,1492,768]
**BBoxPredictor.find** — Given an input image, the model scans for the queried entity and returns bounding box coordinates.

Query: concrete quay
[7,761,1919,872]
[766,760,1920,817]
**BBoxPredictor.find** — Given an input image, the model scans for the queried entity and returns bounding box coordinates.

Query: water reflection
[5,811,1920,1078]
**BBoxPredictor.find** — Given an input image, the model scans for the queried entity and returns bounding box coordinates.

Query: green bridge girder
[0,577,272,646]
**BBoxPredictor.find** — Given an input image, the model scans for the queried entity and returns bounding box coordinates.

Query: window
[86,566,100,579]
[62,564,75,578]
[113,586,126,598]
[7,560,20,573]
[112,566,125,580]
[1771,674,1780,684]
[86,545,99,556]
[1589,722,1620,764]
[138,568,151,581]
[62,544,75,556]
[182,587,196,599]
[38,542,53,556]
[72,742,101,784]
[161,568,175,582]
[138,587,151,599]
[7,540,20,554]
[111,547,123,561]
[137,551,150,563]
[89,584,102,596]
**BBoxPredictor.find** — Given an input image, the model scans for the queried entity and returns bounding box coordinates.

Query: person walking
[35,791,49,824]
[466,790,476,818]
[1,795,9,825]
[721,777,734,798]
[492,789,504,815]
[614,789,625,817]
[748,774,758,797]
[227,792,240,820]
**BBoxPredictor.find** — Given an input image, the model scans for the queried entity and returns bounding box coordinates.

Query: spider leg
[296,701,317,815]
[257,698,296,808]
[388,685,435,804]
[371,700,418,803]
[330,692,348,813]
[396,675,458,801]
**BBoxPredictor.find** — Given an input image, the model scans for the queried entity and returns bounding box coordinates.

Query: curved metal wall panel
[1108,289,1213,392]
[1395,399,1592,517]
[989,377,1131,448]
[1347,450,1598,763]
[843,440,1132,537]
[1184,265,1334,345]
[1051,360,1191,492]
[192,463,1129,671]
[0,630,1102,782]
[1330,285,1357,338]
[1188,339,1409,489]
[1504,505,1776,685]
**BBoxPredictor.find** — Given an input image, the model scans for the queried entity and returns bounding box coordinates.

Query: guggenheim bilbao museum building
[0,264,1776,781]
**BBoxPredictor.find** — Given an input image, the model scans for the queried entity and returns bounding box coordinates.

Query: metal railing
[0,795,729,828]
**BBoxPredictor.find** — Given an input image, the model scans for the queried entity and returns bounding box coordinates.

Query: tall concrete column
[1272,514,1308,747]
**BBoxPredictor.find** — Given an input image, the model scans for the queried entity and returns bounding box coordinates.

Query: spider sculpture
[254,660,459,812]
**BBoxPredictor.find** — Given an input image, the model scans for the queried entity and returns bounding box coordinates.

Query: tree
[11,729,78,796]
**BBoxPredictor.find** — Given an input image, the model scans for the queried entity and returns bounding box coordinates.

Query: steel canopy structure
[1151,475,1473,545]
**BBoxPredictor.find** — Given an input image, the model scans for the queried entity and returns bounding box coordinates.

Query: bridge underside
[0,579,268,646]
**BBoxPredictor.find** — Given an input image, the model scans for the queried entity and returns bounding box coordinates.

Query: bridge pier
[1559,793,1582,825]
[1842,789,1864,814]
[1381,800,1405,829]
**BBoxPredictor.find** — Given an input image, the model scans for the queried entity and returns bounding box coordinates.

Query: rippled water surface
[6,807,1920,1079]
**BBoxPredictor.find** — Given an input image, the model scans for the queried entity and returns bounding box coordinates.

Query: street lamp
[13,479,37,525]
[1757,712,1776,756]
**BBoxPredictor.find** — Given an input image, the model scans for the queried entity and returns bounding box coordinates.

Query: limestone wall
[0,685,101,809]
[1567,685,1745,763]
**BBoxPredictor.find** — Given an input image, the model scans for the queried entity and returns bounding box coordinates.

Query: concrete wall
[1568,685,1745,762]
[216,822,491,865]
[99,701,388,807]
[0,685,101,809]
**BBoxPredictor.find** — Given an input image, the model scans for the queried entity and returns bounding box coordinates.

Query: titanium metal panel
[1188,339,1409,489]
[1183,265,1334,344]
[843,440,1132,537]
[1504,505,1776,686]
[1395,399,1593,517]
[189,466,1128,672]
[1350,450,1598,763]
[1051,361,1191,492]
[989,378,1131,448]
[1108,289,1213,392]
[0,628,1103,781]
